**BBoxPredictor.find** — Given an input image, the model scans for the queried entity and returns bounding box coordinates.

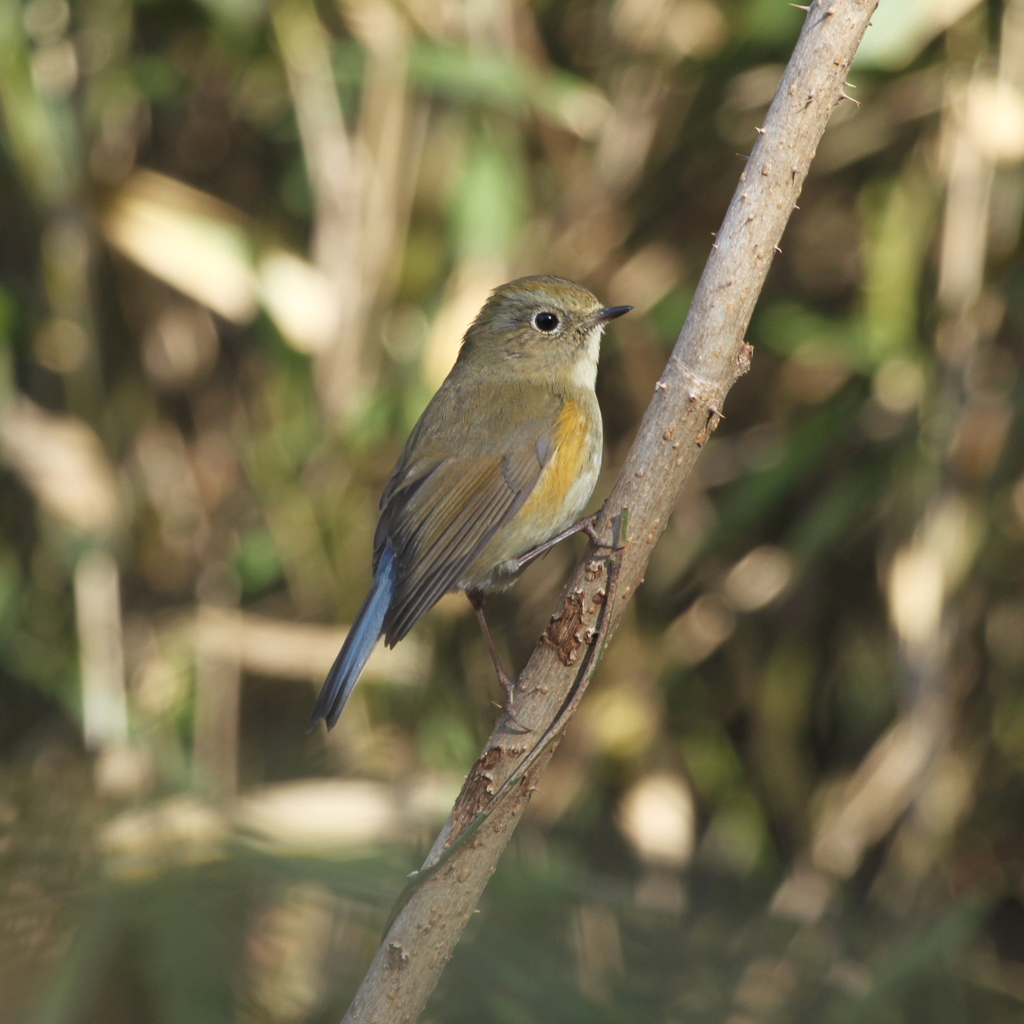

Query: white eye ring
[533,311,560,332]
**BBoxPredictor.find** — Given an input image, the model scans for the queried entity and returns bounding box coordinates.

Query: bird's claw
[498,674,532,732]
[580,514,626,553]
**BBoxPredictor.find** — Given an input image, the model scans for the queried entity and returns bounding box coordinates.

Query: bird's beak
[588,305,634,326]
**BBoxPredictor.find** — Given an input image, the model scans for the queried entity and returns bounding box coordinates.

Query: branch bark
[341,2,879,1020]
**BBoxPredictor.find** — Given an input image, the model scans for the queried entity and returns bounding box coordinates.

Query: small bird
[309,276,631,730]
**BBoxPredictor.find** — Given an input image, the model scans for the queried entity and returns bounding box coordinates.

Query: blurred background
[2,0,1024,1019]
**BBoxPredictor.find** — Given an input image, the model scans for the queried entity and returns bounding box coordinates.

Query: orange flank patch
[519,398,591,528]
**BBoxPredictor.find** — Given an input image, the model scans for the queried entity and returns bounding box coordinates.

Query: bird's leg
[468,591,529,730]
[510,513,623,573]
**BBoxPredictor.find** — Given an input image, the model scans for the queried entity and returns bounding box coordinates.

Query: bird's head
[458,276,632,383]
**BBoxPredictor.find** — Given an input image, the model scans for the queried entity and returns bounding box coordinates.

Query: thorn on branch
[839,91,862,106]
[696,407,724,447]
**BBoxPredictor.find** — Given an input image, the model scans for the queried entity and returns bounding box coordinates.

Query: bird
[309,276,632,731]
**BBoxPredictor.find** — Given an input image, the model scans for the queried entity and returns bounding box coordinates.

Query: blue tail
[309,544,397,731]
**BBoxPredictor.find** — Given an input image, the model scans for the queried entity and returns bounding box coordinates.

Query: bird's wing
[376,381,564,644]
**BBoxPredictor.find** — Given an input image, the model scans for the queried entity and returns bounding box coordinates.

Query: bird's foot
[577,513,626,553]
[470,591,532,732]
[498,671,532,732]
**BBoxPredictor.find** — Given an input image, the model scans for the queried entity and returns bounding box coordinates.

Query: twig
[340,2,879,1021]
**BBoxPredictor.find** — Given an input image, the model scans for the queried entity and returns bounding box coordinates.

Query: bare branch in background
[340,2,879,1020]
[274,0,426,423]
[75,549,128,750]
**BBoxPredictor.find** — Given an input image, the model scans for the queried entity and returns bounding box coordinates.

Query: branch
[341,2,879,1020]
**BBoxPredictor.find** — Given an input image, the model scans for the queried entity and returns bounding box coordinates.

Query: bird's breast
[517,397,600,537]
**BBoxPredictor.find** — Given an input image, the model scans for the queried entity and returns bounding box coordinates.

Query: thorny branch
[340,2,880,1021]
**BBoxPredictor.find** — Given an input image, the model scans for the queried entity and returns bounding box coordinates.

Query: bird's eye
[533,311,560,332]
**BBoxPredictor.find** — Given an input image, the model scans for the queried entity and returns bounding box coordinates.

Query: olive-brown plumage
[310,276,631,729]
